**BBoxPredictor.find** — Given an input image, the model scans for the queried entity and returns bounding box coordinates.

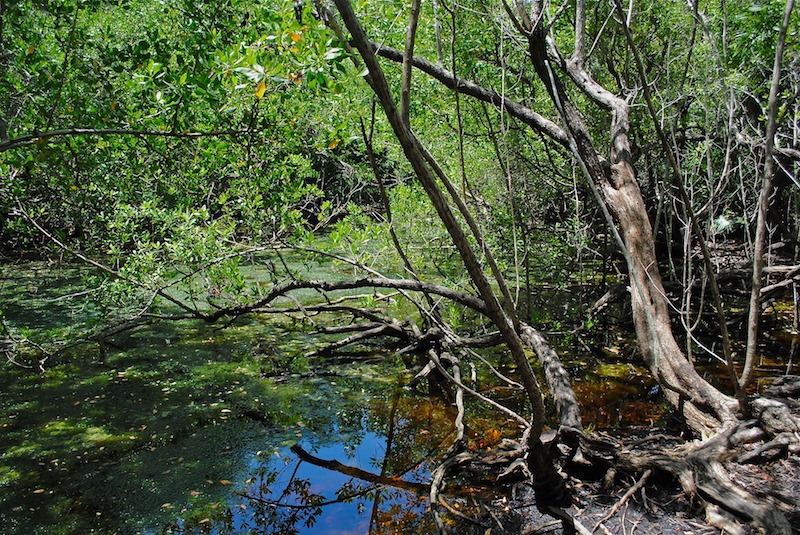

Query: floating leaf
[33,489,46,494]
[219,479,234,485]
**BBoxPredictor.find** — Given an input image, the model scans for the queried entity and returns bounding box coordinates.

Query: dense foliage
[1,0,799,532]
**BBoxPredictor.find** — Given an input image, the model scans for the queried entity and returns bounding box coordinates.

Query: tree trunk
[332,0,570,510]
[604,165,739,433]
[517,7,740,434]
[741,0,796,389]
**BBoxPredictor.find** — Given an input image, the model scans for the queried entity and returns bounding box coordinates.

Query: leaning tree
[324,0,799,532]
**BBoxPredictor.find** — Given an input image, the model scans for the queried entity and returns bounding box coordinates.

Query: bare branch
[371,42,570,147]
[0,127,251,153]
[400,0,421,126]
[290,444,429,494]
[573,0,586,65]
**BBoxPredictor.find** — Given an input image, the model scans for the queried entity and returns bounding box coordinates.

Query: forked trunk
[522,16,740,435]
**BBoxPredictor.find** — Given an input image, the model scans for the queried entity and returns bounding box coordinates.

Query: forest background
[1,0,799,533]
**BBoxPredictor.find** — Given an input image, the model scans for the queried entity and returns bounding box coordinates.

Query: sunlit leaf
[324,48,344,61]
[256,79,266,99]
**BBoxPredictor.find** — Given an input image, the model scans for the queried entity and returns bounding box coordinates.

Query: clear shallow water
[0,260,654,534]
[215,427,428,535]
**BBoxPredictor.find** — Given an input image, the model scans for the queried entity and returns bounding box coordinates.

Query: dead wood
[304,322,409,357]
[586,284,627,318]
[592,432,794,534]
[592,469,652,532]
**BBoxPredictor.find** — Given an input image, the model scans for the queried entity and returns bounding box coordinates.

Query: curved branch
[290,444,429,494]
[371,42,569,148]
[0,127,251,153]
[203,276,489,323]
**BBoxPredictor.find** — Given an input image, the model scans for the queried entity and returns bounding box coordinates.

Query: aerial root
[609,436,794,535]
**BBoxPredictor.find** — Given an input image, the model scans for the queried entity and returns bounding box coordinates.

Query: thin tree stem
[741,0,796,388]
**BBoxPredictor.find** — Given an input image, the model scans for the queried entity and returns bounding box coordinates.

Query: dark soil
[491,454,800,534]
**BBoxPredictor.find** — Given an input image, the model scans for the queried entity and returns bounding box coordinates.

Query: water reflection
[163,379,456,535]
[6,262,797,534]
[231,432,427,534]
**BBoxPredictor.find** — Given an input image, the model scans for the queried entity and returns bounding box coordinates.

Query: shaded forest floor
[493,453,800,534]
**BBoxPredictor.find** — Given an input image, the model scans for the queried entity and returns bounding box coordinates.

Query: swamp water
[1,261,518,534]
[0,318,447,532]
[5,260,789,534]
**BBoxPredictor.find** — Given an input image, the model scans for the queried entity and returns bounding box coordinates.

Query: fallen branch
[304,322,408,357]
[592,469,652,532]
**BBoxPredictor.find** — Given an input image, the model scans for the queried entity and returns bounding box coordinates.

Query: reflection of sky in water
[207,421,428,534]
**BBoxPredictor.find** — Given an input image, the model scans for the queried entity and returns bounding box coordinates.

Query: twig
[437,495,489,528]
[427,350,529,426]
[592,470,652,533]
[0,127,251,153]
